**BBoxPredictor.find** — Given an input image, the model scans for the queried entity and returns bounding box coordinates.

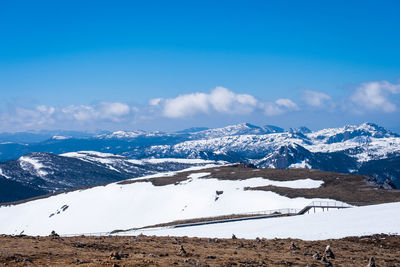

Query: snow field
[0,170,329,236]
[127,202,400,240]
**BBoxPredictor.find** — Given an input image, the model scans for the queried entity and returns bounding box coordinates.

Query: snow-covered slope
[129,202,400,240]
[0,151,222,203]
[0,170,336,236]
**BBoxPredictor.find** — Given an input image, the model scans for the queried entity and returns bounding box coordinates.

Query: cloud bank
[150,87,298,118]
[150,87,260,118]
[0,102,133,131]
[0,80,399,131]
[350,81,400,112]
[303,90,332,107]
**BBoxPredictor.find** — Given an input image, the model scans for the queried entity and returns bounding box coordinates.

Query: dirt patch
[4,165,400,208]
[0,234,399,266]
[237,168,400,205]
[120,166,400,206]
[245,184,400,206]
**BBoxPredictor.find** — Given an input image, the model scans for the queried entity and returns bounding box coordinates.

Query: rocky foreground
[0,234,399,266]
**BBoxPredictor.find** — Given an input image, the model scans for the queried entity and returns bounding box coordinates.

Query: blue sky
[0,0,399,132]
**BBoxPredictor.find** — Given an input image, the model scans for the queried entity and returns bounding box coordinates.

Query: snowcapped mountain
[122,123,399,185]
[96,130,147,139]
[98,123,283,140]
[0,122,399,191]
[136,122,399,162]
[187,123,283,139]
[175,127,209,134]
[254,143,358,173]
[0,151,221,203]
[133,125,398,164]
[308,123,398,141]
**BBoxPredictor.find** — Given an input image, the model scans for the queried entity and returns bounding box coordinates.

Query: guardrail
[240,208,300,216]
[62,232,111,237]
[298,201,352,215]
[306,201,352,208]
[59,201,353,237]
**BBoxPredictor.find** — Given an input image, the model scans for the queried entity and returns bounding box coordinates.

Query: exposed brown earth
[4,165,399,208]
[119,166,400,206]
[0,234,399,266]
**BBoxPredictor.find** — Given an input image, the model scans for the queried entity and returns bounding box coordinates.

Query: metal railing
[58,201,354,237]
[306,201,352,208]
[239,208,300,216]
[61,231,111,237]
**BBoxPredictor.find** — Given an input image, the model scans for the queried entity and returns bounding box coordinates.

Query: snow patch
[0,168,11,179]
[289,160,311,169]
[187,172,211,179]
[246,177,323,189]
[98,130,146,139]
[61,151,125,159]
[18,156,48,177]
[144,158,218,164]
[52,136,70,140]
[128,202,400,240]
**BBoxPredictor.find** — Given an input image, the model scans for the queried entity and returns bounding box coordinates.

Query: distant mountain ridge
[0,122,399,200]
[0,151,220,203]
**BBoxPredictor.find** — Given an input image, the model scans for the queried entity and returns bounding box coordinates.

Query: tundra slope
[0,165,399,236]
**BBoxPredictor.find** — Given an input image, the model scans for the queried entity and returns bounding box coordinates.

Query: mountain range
[0,122,399,203]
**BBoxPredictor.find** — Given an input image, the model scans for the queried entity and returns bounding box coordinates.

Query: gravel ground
[0,234,399,266]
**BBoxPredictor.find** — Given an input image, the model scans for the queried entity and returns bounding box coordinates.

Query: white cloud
[163,92,210,118]
[62,105,99,121]
[0,104,57,130]
[262,103,285,116]
[36,105,55,115]
[303,90,332,107]
[0,101,136,131]
[275,98,299,110]
[61,102,131,122]
[98,102,130,121]
[157,87,259,118]
[209,87,258,114]
[350,81,400,113]
[149,98,162,106]
[262,98,299,116]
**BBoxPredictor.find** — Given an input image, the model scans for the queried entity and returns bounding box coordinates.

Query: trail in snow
[124,202,400,240]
